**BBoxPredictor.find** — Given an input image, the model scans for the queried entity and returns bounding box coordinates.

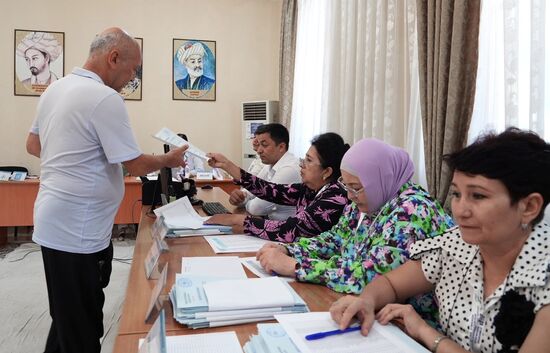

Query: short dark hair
[254,123,290,150]
[310,132,350,182]
[444,127,550,225]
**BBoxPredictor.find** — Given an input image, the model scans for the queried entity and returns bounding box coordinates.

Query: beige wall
[0,0,282,174]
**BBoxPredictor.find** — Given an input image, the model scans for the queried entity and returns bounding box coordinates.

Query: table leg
[0,227,7,246]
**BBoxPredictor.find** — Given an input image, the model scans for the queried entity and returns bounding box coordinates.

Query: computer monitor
[158,166,172,205]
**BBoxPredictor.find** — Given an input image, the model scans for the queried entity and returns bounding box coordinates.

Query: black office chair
[0,166,29,173]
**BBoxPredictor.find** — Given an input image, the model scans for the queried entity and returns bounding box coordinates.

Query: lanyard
[469,288,485,352]
[356,212,365,233]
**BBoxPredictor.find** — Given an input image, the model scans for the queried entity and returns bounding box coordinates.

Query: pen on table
[305,326,361,341]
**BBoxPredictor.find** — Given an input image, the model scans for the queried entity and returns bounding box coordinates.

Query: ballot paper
[181,256,247,279]
[243,323,300,353]
[204,235,273,253]
[139,324,243,353]
[154,127,209,161]
[204,277,295,311]
[275,312,430,353]
[240,257,295,282]
[152,197,231,234]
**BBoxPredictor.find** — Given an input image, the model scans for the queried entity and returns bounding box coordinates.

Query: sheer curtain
[289,0,426,186]
[469,0,549,142]
[469,0,549,222]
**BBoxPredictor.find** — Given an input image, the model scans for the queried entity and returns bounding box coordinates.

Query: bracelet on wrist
[431,335,450,352]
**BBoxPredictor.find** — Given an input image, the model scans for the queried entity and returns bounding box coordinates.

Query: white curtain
[470,0,550,223]
[289,0,426,187]
[469,0,550,143]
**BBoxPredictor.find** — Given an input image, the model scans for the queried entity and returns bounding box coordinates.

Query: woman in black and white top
[329,128,550,353]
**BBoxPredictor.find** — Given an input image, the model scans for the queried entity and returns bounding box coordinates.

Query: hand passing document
[154,127,209,161]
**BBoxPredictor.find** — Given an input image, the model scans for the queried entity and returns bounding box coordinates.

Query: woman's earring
[521,223,529,231]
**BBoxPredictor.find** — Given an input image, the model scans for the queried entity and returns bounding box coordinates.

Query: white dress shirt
[243,151,301,220]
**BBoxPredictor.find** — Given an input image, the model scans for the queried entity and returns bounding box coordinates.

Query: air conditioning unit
[241,100,279,169]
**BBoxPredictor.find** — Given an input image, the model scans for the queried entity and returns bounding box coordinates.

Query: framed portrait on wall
[14,29,65,96]
[172,38,216,101]
[121,37,143,101]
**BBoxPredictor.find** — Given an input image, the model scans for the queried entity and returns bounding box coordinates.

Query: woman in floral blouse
[205,133,350,242]
[257,138,454,299]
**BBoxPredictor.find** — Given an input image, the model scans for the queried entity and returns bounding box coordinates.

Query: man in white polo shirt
[229,123,301,220]
[26,27,187,353]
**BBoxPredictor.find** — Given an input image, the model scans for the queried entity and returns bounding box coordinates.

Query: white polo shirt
[30,67,142,254]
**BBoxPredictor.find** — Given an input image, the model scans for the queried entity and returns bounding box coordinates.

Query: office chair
[0,166,29,173]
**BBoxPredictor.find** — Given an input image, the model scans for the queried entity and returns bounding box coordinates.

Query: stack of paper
[205,235,274,253]
[153,196,232,237]
[243,323,300,353]
[138,310,244,353]
[169,257,309,329]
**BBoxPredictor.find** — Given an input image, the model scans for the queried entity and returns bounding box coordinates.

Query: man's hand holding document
[154,127,209,161]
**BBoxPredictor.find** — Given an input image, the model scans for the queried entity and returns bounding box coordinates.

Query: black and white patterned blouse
[410,223,550,352]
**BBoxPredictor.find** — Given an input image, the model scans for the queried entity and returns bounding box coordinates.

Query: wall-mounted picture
[173,39,216,101]
[121,37,143,101]
[14,29,64,96]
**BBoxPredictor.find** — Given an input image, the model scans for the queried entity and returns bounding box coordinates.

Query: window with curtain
[469,0,550,142]
[289,0,427,186]
[470,0,549,222]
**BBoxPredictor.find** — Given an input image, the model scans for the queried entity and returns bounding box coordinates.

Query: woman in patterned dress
[256,138,453,309]
[330,128,550,353]
[205,133,350,243]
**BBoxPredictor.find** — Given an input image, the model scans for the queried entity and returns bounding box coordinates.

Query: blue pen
[305,326,361,340]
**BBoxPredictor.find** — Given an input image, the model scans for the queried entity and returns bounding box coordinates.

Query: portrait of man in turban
[14,30,64,96]
[173,39,216,100]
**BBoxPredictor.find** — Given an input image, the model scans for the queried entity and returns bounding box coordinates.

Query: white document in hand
[181,256,247,279]
[153,127,209,161]
[275,312,430,353]
[204,277,295,311]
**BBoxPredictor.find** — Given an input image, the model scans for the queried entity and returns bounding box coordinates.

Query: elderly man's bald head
[83,27,142,92]
[88,27,139,59]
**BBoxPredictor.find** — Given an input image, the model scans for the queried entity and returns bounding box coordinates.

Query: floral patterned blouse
[286,182,454,293]
[238,169,348,242]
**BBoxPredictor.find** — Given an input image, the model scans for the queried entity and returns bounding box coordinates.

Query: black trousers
[41,242,113,353]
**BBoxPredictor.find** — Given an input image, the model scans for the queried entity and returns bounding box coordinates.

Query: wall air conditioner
[241,100,279,170]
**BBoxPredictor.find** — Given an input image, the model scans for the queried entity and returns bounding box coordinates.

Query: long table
[113,187,344,352]
[0,177,238,246]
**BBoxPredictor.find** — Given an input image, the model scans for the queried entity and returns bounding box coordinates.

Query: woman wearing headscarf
[330,129,550,352]
[257,138,454,298]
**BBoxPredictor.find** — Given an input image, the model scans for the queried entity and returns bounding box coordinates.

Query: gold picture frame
[14,29,65,97]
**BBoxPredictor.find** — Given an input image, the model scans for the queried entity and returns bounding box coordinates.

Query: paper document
[204,277,295,311]
[243,323,300,353]
[153,197,206,229]
[204,235,273,253]
[181,256,247,279]
[154,127,209,161]
[240,257,295,282]
[275,312,430,353]
[140,331,243,353]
